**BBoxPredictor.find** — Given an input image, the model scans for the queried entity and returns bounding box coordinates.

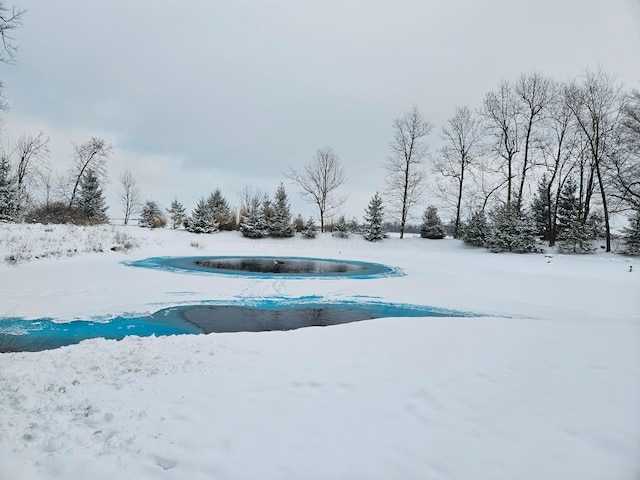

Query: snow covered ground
[1,223,639,480]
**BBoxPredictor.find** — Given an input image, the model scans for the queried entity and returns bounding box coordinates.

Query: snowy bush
[301,217,317,238]
[486,204,537,253]
[462,210,489,247]
[420,206,445,239]
[332,216,350,238]
[139,201,167,229]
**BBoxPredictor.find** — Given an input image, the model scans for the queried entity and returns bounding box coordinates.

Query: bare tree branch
[384,105,433,238]
[286,146,347,233]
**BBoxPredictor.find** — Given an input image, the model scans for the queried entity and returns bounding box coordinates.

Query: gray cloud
[3,0,639,217]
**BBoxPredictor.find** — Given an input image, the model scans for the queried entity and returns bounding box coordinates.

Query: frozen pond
[123,256,404,278]
[0,300,480,352]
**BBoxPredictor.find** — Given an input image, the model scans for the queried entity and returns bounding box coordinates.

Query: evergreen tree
[531,174,553,242]
[420,205,446,239]
[555,178,594,253]
[166,198,187,229]
[302,217,317,238]
[556,177,579,239]
[557,217,594,254]
[462,210,489,247]
[270,183,295,237]
[362,192,387,241]
[332,215,350,238]
[621,208,640,255]
[76,169,109,224]
[139,200,167,228]
[186,197,219,233]
[294,214,305,232]
[486,203,537,253]
[0,156,19,222]
[207,189,234,230]
[240,196,269,238]
[348,216,361,234]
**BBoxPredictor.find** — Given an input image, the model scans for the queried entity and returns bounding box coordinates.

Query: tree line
[1,4,638,254]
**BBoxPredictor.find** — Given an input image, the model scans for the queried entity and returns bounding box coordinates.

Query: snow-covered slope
[1,224,639,479]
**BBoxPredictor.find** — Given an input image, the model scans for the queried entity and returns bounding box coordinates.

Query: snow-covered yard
[1,224,639,480]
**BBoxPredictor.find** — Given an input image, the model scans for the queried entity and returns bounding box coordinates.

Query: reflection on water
[0,301,481,353]
[195,258,361,274]
[123,256,404,278]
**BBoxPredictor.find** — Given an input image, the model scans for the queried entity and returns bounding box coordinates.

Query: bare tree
[482,80,522,207]
[564,69,625,252]
[286,146,347,233]
[119,169,141,225]
[514,72,553,211]
[610,88,640,209]
[0,2,23,64]
[0,2,24,115]
[67,137,112,208]
[434,105,484,238]
[384,106,433,238]
[537,81,580,246]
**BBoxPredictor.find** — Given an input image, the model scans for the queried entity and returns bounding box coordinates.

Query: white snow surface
[1,224,639,480]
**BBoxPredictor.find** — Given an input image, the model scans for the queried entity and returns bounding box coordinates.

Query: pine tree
[76,169,109,224]
[294,214,305,232]
[556,178,593,254]
[240,196,269,238]
[207,189,234,230]
[166,198,187,229]
[302,217,317,238]
[557,217,594,253]
[556,177,579,240]
[186,197,219,233]
[531,174,553,242]
[270,183,295,237]
[420,205,445,239]
[139,200,167,228]
[348,217,361,234]
[486,203,537,253]
[0,156,19,222]
[332,215,350,238]
[362,192,387,241]
[462,210,489,247]
[621,208,640,255]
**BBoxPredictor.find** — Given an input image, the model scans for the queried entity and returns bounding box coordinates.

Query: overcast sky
[3,0,640,221]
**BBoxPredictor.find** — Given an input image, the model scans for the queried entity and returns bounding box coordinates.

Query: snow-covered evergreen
[557,217,595,254]
[621,208,640,255]
[302,217,317,238]
[362,192,387,241]
[139,200,167,229]
[294,214,305,233]
[0,156,19,222]
[270,183,295,237]
[556,177,579,240]
[486,203,537,253]
[186,198,219,234]
[462,210,489,247]
[555,178,594,254]
[420,205,445,239]
[76,170,109,224]
[206,189,234,231]
[531,174,553,242]
[240,196,269,238]
[166,198,187,229]
[332,215,350,238]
